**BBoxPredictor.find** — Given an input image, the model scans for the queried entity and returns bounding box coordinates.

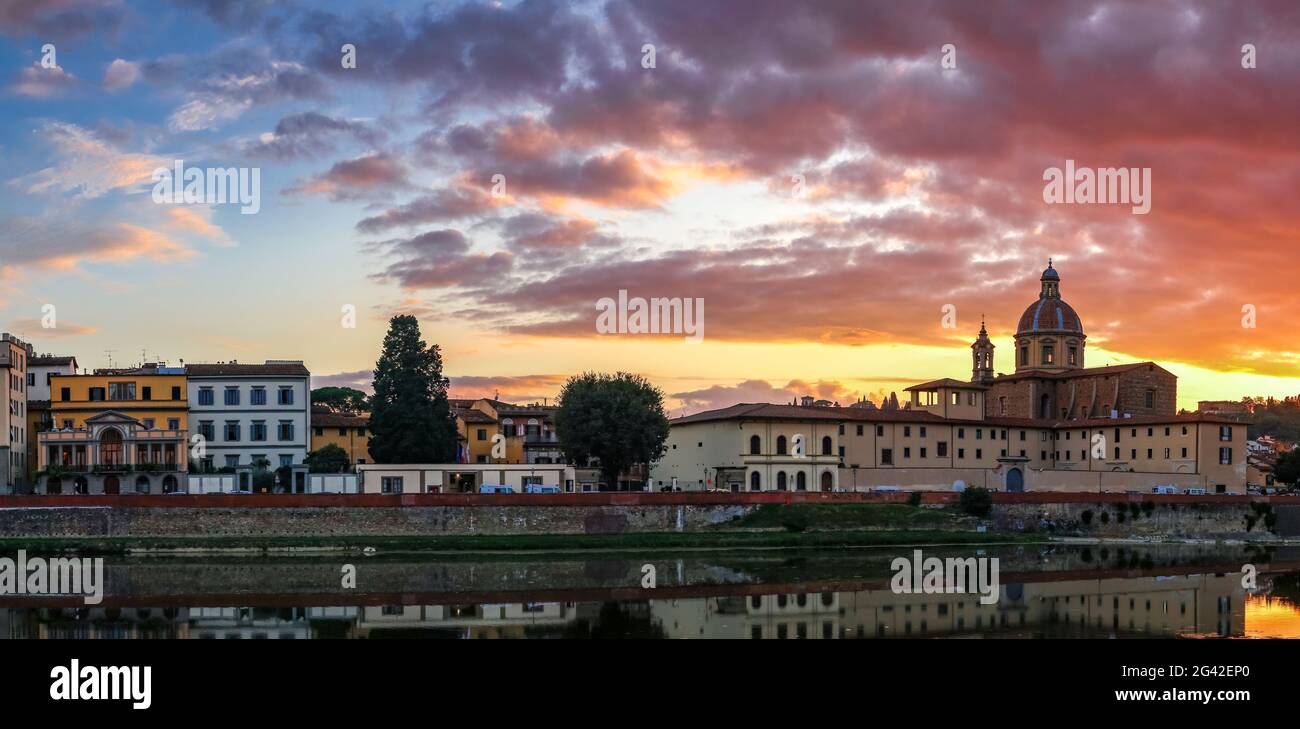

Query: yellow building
[36,364,189,494]
[310,412,371,466]
[451,398,562,465]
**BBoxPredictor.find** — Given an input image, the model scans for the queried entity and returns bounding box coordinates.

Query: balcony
[40,462,185,475]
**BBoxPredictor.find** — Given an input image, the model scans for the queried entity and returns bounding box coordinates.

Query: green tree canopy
[305,443,352,473]
[311,386,369,415]
[1273,449,1300,486]
[367,315,459,464]
[553,371,669,490]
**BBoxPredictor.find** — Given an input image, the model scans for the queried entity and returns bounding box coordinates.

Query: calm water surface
[4,544,1300,638]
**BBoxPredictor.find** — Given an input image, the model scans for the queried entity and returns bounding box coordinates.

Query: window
[1181,447,1188,458]
[937,442,947,457]
[1145,390,1155,408]
[251,387,267,406]
[999,397,1006,415]
[904,447,911,459]
[381,476,404,493]
[199,388,214,406]
[313,427,323,436]
[919,427,926,438]
[903,426,911,437]
[1165,427,1171,436]
[1219,447,1232,465]
[278,387,294,406]
[224,422,241,441]
[279,455,293,467]
[777,472,787,490]
[777,436,788,455]
[1219,426,1232,441]
[107,382,135,400]
[224,387,240,406]
[958,448,965,459]
[856,425,863,436]
[251,422,267,441]
[1147,427,1153,437]
[1146,449,1152,459]
[967,392,977,406]
[1041,451,1046,460]
[838,424,844,435]
[975,449,982,459]
[1019,430,1026,441]
[225,455,239,468]
[749,435,761,455]
[167,418,179,430]
[477,429,487,441]
[876,426,884,437]
[958,428,965,439]
[1163,448,1171,459]
[919,447,926,458]
[142,418,155,429]
[1019,346,1028,365]
[821,436,832,455]
[951,392,960,405]
[976,429,983,440]
[1182,426,1188,435]
[199,421,215,440]
[25,373,33,387]
[750,471,761,491]
[1042,345,1054,365]
[881,449,893,465]
[1068,346,1077,365]
[278,422,294,441]
[142,386,152,401]
[60,387,70,401]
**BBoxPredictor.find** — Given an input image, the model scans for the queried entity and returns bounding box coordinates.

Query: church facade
[650,263,1246,494]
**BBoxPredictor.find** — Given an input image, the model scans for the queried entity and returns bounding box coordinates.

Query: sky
[2,0,1300,416]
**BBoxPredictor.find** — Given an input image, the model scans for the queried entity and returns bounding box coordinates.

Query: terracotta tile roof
[671,402,1240,430]
[187,361,310,377]
[30,356,76,367]
[904,378,990,391]
[311,413,369,428]
[992,362,1166,382]
[456,408,497,424]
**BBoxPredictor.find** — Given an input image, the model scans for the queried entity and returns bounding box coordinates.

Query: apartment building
[37,363,188,494]
[310,411,371,466]
[1,334,33,493]
[24,355,78,485]
[186,361,311,472]
[451,398,563,464]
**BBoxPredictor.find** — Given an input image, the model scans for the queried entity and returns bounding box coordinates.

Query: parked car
[1183,487,1206,496]
[1151,485,1179,494]
[479,484,514,494]
[524,484,560,494]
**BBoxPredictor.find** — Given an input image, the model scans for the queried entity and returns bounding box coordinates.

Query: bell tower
[971,317,995,384]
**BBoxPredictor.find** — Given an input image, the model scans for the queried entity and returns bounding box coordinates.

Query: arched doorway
[162,475,180,494]
[104,475,120,495]
[47,477,62,495]
[99,428,123,466]
[820,471,833,492]
[135,475,151,494]
[776,471,787,490]
[1007,468,1024,492]
[73,476,88,494]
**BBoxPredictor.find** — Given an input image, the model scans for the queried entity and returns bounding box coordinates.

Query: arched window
[821,471,833,492]
[162,475,179,493]
[776,436,787,455]
[749,471,760,491]
[821,436,832,455]
[99,428,123,466]
[135,475,151,494]
[796,472,807,491]
[73,476,89,495]
[776,471,787,490]
[749,435,761,455]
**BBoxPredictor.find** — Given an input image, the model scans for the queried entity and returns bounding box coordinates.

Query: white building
[1,334,33,493]
[26,355,78,402]
[186,361,311,471]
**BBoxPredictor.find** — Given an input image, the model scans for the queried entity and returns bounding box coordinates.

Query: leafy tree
[554,372,669,491]
[959,486,993,517]
[305,443,351,473]
[1274,449,1300,486]
[368,315,458,464]
[312,386,369,415]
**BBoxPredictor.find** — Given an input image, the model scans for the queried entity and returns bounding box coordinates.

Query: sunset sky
[3,0,1300,415]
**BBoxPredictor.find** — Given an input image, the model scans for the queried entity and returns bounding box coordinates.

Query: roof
[1017,296,1084,335]
[186,361,310,377]
[904,378,989,391]
[30,356,76,367]
[455,408,497,424]
[312,413,369,427]
[671,402,1241,430]
[994,362,1165,382]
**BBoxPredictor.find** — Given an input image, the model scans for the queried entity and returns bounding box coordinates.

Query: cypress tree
[368,315,458,463]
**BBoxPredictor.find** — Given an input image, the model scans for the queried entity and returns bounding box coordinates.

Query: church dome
[1015,260,1084,336]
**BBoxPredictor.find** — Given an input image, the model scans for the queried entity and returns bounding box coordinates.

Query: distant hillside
[1240,397,1300,442]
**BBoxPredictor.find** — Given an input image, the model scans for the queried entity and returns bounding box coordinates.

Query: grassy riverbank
[0,527,1034,556]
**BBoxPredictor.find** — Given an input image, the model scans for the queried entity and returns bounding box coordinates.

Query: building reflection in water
[0,571,1262,639]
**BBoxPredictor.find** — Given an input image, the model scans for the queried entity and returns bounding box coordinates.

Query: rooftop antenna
[103,349,116,369]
